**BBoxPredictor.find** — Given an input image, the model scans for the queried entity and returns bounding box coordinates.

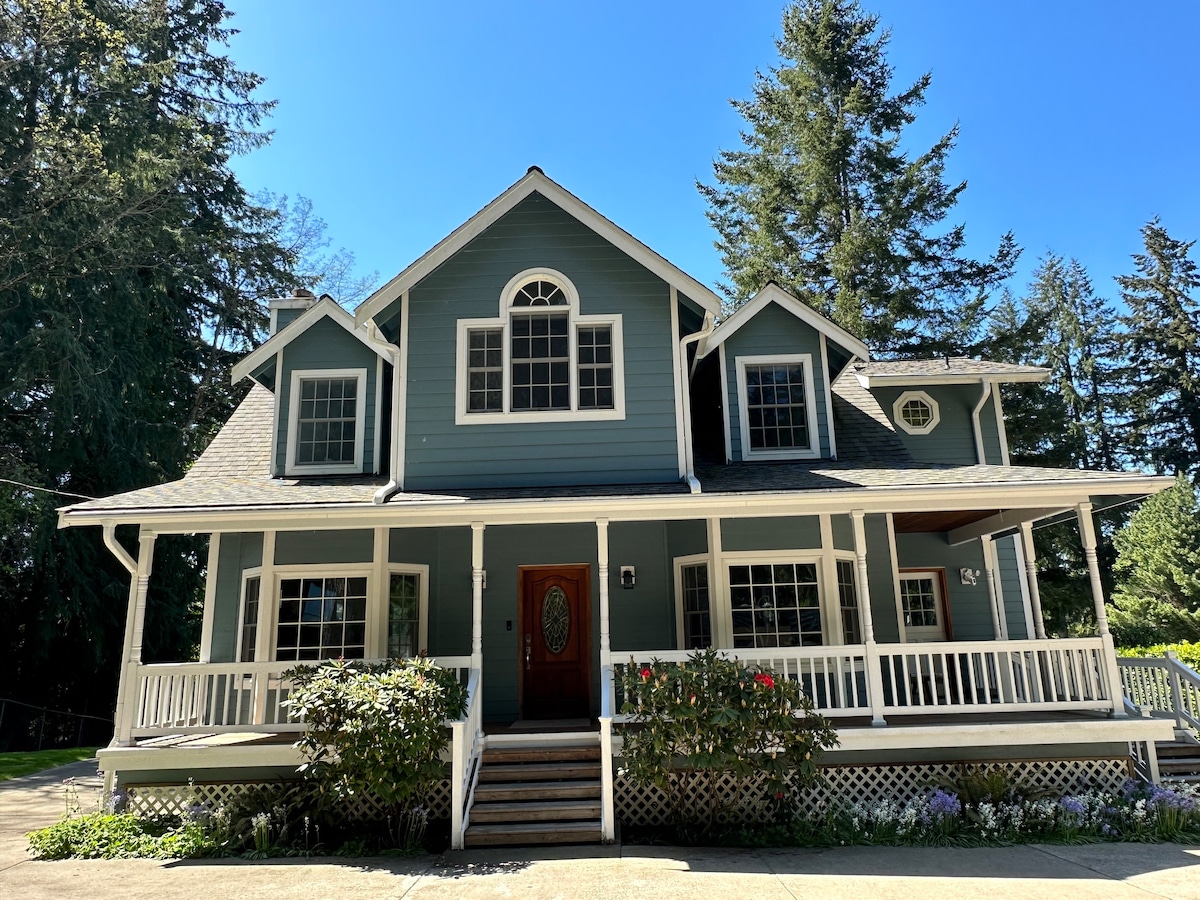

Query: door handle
[525,634,532,670]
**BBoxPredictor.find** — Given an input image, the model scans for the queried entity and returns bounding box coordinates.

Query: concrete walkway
[4,760,1200,899]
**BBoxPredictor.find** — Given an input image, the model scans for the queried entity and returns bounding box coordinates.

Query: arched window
[455,269,625,423]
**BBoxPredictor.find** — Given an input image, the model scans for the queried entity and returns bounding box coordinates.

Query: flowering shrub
[617,649,838,829]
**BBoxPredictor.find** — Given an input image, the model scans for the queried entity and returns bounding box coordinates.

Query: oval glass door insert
[541,586,570,654]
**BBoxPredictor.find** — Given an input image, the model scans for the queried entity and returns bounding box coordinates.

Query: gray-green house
[58,168,1174,848]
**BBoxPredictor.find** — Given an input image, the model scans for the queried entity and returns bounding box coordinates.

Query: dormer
[694,284,870,463]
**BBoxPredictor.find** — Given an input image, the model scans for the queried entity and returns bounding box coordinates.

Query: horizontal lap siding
[994,535,1030,639]
[871,384,1004,466]
[722,302,832,462]
[274,529,373,565]
[404,193,679,490]
[894,532,993,641]
[388,527,472,658]
[275,318,379,475]
[720,516,822,552]
[209,533,264,663]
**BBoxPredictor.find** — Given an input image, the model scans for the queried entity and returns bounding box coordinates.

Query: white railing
[599,665,616,842]
[1120,651,1200,733]
[123,655,473,740]
[449,667,483,851]
[877,638,1113,714]
[611,638,1118,724]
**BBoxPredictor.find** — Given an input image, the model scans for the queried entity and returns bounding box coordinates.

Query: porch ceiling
[892,510,999,534]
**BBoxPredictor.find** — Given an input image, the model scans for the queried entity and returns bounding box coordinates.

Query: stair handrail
[1119,652,1200,733]
[449,667,483,851]
[599,664,616,843]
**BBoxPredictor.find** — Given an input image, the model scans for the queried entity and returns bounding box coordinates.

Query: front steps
[1157,735,1200,782]
[464,744,604,847]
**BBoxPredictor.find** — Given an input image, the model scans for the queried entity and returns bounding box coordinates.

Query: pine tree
[698,0,1018,352]
[1119,219,1200,478]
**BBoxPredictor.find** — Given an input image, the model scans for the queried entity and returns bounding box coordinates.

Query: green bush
[26,813,214,860]
[285,657,467,842]
[1117,640,1200,669]
[617,649,838,831]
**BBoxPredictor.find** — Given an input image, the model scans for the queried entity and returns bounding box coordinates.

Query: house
[58,168,1175,847]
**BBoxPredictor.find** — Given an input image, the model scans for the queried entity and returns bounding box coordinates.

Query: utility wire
[0,477,94,500]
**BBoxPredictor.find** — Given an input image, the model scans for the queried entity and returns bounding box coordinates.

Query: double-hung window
[456,270,624,423]
[285,368,368,475]
[734,354,819,460]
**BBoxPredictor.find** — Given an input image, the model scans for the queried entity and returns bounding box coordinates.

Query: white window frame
[673,554,712,650]
[722,550,841,648]
[898,569,950,642]
[893,390,941,435]
[235,567,263,663]
[268,564,376,661]
[285,367,368,476]
[734,354,821,460]
[386,563,430,658]
[454,268,626,424]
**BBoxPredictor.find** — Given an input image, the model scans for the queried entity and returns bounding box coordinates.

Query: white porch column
[112,529,156,747]
[981,536,1005,639]
[1019,522,1047,639]
[198,534,221,663]
[471,522,485,670]
[597,518,611,667]
[851,510,886,726]
[1077,502,1127,716]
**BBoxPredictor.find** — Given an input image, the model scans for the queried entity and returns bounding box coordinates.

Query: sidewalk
[4,760,1200,899]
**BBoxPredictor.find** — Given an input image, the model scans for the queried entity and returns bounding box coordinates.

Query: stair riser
[483,749,602,764]
[479,765,601,782]
[465,831,603,847]
[470,806,601,823]
[474,785,601,803]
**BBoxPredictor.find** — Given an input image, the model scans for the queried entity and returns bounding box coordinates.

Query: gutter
[678,312,716,494]
[363,320,403,505]
[971,379,994,465]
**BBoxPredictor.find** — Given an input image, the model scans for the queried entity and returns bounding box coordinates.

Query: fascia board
[57,474,1177,533]
[854,371,1052,388]
[353,170,723,327]
[698,285,871,362]
[231,299,390,384]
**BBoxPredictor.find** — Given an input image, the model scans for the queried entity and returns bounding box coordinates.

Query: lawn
[0,748,99,782]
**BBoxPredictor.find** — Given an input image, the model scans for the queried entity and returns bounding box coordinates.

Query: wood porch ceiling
[891,509,1000,534]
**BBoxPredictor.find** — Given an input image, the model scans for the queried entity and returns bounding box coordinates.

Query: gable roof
[353,168,724,326]
[695,283,871,362]
[230,297,390,385]
[852,357,1051,386]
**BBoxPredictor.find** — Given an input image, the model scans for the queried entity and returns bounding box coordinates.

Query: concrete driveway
[4,759,1200,899]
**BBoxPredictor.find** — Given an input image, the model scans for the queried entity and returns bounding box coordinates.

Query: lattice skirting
[123,778,452,821]
[615,757,1133,827]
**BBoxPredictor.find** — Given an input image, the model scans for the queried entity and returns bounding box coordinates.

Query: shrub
[617,649,838,830]
[1117,640,1200,669]
[285,657,468,845]
[26,813,214,860]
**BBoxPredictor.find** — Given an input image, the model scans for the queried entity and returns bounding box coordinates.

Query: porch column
[981,536,1005,639]
[851,511,886,726]
[471,522,485,671]
[1019,522,1047,639]
[112,529,156,747]
[1077,502,1126,716]
[597,518,611,667]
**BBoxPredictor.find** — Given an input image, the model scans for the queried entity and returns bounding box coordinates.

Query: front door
[898,570,951,642]
[519,565,592,720]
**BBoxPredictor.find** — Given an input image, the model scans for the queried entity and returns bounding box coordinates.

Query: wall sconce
[620,566,636,589]
[959,568,979,586]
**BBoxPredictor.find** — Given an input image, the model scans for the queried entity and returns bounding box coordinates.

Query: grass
[0,747,100,782]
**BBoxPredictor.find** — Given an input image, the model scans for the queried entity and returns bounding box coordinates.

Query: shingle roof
[852,357,1050,381]
[186,385,274,477]
[828,372,911,466]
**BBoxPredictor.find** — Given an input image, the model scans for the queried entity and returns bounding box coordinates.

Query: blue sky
[225,0,1200,306]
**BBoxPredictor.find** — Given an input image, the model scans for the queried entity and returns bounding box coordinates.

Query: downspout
[103,522,137,576]
[971,379,993,465]
[364,320,403,505]
[679,312,716,494]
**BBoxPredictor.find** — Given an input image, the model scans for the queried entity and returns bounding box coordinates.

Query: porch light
[620,566,636,589]
[960,568,979,586]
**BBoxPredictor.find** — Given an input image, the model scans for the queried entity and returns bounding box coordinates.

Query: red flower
[776,791,784,799]
[640,668,652,679]
[755,673,775,689]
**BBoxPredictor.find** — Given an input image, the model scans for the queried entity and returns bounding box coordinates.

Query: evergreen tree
[1119,219,1200,478]
[698,0,1018,352]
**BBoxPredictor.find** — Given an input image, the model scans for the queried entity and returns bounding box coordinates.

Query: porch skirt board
[121,778,453,821]
[615,757,1133,827]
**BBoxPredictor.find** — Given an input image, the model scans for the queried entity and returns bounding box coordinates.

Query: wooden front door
[519,565,592,720]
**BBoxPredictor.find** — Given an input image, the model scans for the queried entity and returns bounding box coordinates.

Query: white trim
[373,360,383,475]
[353,168,723,327]
[235,566,264,663]
[670,287,686,478]
[697,283,871,362]
[893,390,941,436]
[199,533,221,663]
[820,334,837,460]
[232,298,390,385]
[707,518,728,648]
[994,386,1011,465]
[453,271,626,424]
[395,291,411,488]
[718,344,732,463]
[371,527,389,658]
[284,367,368,476]
[854,371,1051,388]
[267,563,377,660]
[269,349,282,476]
[720,549,849,647]
[673,553,712,650]
[385,562,431,657]
[734,354,820,461]
[886,512,907,644]
[252,531,275,663]
[896,570,949,643]
[1012,533,1036,640]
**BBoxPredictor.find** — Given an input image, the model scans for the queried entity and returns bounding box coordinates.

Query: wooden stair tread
[464,820,602,846]
[482,746,601,763]
[473,779,601,801]
[470,799,601,822]
[478,761,601,781]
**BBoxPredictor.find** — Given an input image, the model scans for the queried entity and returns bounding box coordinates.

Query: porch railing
[610,637,1118,724]
[449,667,484,851]
[1119,651,1200,733]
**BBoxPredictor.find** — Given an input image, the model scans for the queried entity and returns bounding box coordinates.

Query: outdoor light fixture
[620,566,636,589]
[960,568,980,586]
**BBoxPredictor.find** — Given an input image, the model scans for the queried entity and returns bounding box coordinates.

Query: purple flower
[1059,797,1086,816]
[923,788,961,824]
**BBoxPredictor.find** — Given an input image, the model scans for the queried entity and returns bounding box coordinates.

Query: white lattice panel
[615,757,1132,826]
[125,779,451,821]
